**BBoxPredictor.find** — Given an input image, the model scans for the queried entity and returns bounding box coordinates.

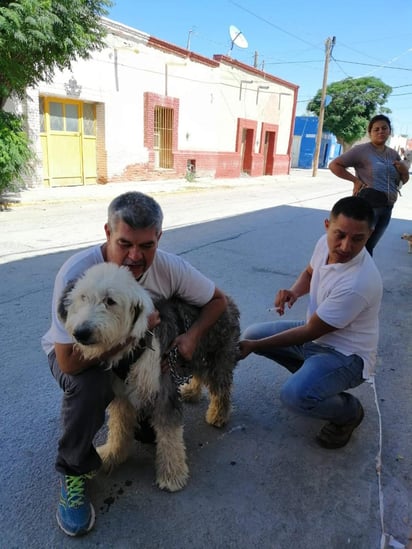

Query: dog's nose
[73,325,94,344]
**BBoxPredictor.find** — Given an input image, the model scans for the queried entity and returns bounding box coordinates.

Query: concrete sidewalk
[11,168,342,205]
[10,166,412,227]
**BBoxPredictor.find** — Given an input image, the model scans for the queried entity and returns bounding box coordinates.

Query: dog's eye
[106,297,116,306]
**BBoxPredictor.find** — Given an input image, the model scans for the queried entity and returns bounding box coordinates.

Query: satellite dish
[228,25,248,56]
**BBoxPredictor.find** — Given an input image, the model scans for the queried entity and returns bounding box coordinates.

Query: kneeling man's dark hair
[331,196,375,229]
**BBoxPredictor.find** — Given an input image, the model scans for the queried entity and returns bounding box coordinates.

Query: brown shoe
[316,405,364,449]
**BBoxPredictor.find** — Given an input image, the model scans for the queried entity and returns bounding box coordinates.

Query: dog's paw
[205,396,231,428]
[156,465,189,492]
[205,408,228,428]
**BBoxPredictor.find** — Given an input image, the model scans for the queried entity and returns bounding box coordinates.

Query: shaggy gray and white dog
[58,262,240,492]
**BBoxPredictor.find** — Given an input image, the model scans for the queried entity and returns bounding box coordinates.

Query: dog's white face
[58,263,154,360]
[401,233,412,241]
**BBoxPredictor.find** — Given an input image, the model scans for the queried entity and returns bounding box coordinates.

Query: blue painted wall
[293,116,341,169]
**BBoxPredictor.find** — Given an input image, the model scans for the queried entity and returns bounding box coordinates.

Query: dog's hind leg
[179,375,202,402]
[154,424,189,492]
[97,397,136,472]
[205,372,234,428]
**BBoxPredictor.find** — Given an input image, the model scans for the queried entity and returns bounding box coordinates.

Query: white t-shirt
[41,245,215,356]
[307,235,383,379]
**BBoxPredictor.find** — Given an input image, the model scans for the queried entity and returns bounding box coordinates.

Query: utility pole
[312,36,335,177]
[186,28,194,51]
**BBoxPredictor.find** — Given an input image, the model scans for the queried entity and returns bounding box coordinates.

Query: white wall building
[12,18,299,189]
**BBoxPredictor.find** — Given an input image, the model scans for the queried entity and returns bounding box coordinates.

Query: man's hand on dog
[160,333,195,373]
[238,339,255,360]
[173,333,197,362]
[148,310,161,331]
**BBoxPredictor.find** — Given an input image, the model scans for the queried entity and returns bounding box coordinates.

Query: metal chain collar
[167,346,193,387]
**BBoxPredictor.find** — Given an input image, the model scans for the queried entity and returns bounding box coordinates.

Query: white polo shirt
[41,245,215,356]
[308,235,383,379]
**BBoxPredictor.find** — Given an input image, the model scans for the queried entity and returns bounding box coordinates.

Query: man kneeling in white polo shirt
[239,196,383,449]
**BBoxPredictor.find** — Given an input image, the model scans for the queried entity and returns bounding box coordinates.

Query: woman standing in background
[329,114,409,255]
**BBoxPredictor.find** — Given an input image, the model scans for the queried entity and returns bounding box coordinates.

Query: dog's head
[58,262,154,360]
[401,233,412,241]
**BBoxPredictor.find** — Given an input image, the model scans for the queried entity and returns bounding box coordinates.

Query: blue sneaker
[56,474,95,536]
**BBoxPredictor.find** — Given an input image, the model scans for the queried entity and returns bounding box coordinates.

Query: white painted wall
[17,18,297,184]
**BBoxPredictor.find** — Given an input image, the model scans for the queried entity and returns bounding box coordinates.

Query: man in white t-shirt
[42,191,228,537]
[239,196,383,450]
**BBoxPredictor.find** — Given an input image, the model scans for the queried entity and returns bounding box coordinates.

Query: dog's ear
[132,303,142,325]
[57,280,76,323]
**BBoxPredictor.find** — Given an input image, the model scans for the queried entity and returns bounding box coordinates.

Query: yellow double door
[40,97,97,187]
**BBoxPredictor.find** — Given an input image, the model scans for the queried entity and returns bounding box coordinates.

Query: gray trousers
[48,350,114,476]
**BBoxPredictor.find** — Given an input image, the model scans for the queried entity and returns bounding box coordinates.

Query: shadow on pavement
[1,204,411,548]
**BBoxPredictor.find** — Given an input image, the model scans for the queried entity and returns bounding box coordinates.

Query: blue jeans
[242,321,364,425]
[366,205,392,255]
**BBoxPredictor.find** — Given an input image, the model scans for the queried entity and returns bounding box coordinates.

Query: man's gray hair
[107,192,163,234]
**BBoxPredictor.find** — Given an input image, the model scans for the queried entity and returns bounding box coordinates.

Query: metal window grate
[154,107,173,169]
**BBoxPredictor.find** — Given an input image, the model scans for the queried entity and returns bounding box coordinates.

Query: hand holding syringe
[267,289,298,316]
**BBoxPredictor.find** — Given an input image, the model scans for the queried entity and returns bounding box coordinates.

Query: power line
[264,60,322,65]
[333,59,412,71]
[228,0,322,50]
[264,58,412,72]
[330,55,351,78]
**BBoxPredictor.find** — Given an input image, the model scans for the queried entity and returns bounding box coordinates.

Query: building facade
[10,18,298,189]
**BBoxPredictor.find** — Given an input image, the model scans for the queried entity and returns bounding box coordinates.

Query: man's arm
[54,342,99,375]
[54,339,132,375]
[275,265,312,315]
[239,312,336,359]
[173,287,227,361]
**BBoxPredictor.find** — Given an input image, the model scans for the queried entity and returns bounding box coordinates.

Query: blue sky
[107,0,412,137]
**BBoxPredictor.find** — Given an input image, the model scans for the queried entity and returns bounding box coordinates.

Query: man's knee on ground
[241,324,261,340]
[280,379,317,413]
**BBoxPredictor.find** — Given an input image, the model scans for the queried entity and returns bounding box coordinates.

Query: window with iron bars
[154,106,173,169]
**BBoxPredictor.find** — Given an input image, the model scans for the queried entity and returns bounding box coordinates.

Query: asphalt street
[0,169,411,549]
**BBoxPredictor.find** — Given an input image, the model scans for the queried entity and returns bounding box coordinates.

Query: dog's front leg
[154,423,189,492]
[97,396,136,472]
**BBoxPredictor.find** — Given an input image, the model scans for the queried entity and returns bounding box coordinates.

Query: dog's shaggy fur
[401,233,412,253]
[58,262,240,492]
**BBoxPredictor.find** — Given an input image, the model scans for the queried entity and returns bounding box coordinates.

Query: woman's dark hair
[368,114,392,133]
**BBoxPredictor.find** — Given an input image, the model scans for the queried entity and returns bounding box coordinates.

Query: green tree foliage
[0,111,33,193]
[307,77,392,151]
[0,0,111,194]
[0,0,111,107]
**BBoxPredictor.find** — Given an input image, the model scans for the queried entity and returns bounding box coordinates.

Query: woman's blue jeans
[242,320,364,425]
